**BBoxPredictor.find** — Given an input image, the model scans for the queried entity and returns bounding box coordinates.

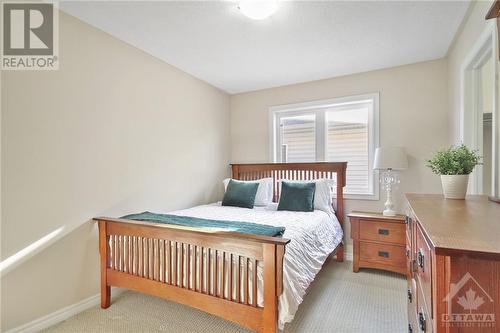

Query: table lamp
[373,147,408,216]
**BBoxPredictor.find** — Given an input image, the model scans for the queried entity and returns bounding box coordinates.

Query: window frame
[269,93,380,200]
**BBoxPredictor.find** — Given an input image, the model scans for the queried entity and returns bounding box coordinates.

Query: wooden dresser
[405,194,500,333]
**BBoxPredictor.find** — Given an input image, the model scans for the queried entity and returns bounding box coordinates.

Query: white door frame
[460,21,498,195]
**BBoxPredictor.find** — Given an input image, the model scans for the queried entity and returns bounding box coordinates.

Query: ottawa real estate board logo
[442,272,495,329]
[1,2,59,70]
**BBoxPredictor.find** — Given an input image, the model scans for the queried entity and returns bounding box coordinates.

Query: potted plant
[426,144,481,199]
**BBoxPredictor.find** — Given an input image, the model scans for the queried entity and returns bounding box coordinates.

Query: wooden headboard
[230,162,347,228]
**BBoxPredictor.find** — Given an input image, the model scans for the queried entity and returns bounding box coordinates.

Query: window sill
[343,192,380,201]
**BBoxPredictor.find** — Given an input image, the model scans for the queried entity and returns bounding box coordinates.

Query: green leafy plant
[426,144,481,175]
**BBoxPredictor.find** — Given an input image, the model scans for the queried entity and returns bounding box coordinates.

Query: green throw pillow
[278,181,316,212]
[222,179,259,209]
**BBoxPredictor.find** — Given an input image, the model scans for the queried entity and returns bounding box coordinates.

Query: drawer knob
[407,289,413,303]
[378,251,390,258]
[378,228,390,235]
[417,249,425,271]
[406,248,410,258]
[408,323,413,333]
[418,310,426,332]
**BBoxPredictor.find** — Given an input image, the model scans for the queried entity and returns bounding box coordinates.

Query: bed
[95,162,346,333]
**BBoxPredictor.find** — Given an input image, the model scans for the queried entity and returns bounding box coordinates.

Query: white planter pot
[440,175,469,199]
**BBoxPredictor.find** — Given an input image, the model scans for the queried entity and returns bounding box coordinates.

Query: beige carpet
[43,261,406,333]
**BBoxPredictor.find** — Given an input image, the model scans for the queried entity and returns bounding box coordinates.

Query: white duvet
[168,203,343,329]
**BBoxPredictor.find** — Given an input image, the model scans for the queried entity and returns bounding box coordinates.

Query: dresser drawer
[409,279,433,333]
[407,278,417,332]
[359,219,406,245]
[408,307,418,333]
[408,277,417,307]
[415,223,432,318]
[359,242,406,269]
[416,287,433,333]
[406,242,414,279]
[406,214,414,246]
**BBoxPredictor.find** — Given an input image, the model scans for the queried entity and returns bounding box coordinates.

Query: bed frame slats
[96,162,345,333]
[231,162,346,244]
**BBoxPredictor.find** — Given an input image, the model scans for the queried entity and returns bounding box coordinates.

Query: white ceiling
[60,1,470,94]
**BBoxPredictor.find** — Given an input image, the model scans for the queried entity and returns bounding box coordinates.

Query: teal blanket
[121,212,285,237]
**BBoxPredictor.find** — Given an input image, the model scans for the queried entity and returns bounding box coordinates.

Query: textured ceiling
[60,1,470,94]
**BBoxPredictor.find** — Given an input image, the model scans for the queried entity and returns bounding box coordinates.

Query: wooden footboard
[96,217,289,333]
[96,162,346,332]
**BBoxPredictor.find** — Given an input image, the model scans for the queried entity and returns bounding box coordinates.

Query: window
[270,93,379,199]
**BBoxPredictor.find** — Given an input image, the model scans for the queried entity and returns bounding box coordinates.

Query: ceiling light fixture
[238,0,278,20]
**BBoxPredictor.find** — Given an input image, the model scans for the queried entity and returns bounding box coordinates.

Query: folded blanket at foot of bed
[121,211,286,237]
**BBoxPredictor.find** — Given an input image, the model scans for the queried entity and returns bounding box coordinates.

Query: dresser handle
[418,310,426,332]
[407,289,413,303]
[408,323,413,333]
[378,251,390,258]
[378,228,390,235]
[417,249,425,271]
[406,248,410,258]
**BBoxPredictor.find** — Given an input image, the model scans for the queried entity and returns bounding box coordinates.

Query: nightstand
[348,211,407,276]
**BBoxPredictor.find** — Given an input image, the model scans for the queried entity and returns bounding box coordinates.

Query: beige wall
[1,11,230,331]
[230,59,450,252]
[447,0,494,143]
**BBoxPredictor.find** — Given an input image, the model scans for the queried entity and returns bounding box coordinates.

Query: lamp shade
[373,147,408,170]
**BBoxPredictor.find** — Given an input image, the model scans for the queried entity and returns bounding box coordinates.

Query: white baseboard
[5,288,123,333]
[345,244,353,261]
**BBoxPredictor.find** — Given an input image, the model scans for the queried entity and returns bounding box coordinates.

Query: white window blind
[326,105,369,194]
[271,94,379,199]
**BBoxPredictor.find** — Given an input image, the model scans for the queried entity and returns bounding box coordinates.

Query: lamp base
[381,169,398,217]
[383,209,396,217]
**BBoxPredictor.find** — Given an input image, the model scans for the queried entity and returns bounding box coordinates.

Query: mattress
[167,202,343,329]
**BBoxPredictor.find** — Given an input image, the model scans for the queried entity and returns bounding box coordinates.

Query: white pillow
[279,179,335,213]
[223,178,273,206]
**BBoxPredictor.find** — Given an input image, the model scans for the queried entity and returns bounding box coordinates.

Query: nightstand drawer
[359,220,406,245]
[359,242,406,268]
